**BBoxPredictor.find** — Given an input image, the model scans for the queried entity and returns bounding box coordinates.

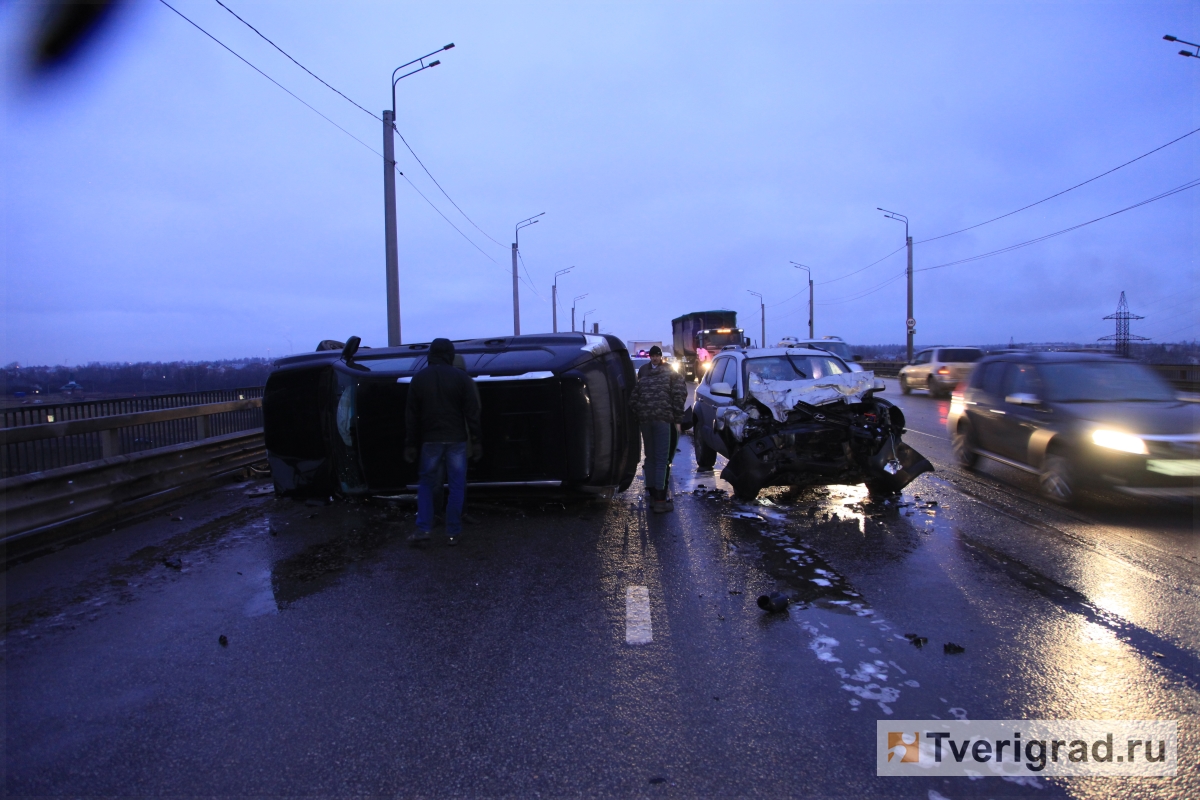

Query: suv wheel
[899,375,911,395]
[1039,454,1076,505]
[951,422,978,468]
[694,426,717,470]
[730,481,759,502]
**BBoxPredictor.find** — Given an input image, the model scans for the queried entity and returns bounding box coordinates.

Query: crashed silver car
[689,346,932,500]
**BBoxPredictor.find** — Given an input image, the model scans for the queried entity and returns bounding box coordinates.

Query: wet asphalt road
[4,386,1197,798]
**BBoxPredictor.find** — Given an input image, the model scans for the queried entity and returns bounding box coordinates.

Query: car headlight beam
[1092,429,1148,455]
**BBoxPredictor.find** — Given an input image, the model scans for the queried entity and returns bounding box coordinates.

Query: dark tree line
[3,359,273,396]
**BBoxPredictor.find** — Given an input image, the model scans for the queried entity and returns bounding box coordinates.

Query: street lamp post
[1164,34,1200,58]
[571,294,588,332]
[789,262,814,338]
[552,267,574,333]
[879,207,914,362]
[383,43,454,347]
[748,290,765,348]
[581,309,597,333]
[512,213,545,336]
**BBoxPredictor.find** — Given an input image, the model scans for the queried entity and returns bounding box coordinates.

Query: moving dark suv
[946,352,1198,504]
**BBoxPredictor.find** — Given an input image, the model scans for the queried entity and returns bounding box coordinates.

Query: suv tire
[952,422,978,469]
[730,481,759,502]
[694,426,718,470]
[899,375,911,395]
[1039,454,1076,506]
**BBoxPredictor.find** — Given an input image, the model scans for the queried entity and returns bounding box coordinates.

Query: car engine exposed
[716,377,933,500]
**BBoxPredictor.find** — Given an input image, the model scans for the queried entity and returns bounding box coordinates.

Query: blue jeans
[640,420,673,492]
[417,442,467,535]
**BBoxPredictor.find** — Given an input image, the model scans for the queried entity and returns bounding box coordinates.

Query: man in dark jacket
[629,345,687,513]
[404,338,482,546]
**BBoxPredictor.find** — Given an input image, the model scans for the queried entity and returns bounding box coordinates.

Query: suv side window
[708,357,730,386]
[914,350,932,365]
[1005,364,1042,398]
[969,361,992,389]
[981,361,1011,398]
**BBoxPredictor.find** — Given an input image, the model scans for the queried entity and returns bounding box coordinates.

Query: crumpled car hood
[747,371,877,422]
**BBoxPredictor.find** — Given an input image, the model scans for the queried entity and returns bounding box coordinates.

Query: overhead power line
[916,177,1200,274]
[211,0,379,121]
[392,128,507,248]
[767,244,907,309]
[158,0,379,158]
[918,126,1200,244]
[816,271,907,306]
[211,0,507,251]
[158,0,513,282]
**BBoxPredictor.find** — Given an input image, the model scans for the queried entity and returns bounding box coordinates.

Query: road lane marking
[626,585,652,644]
[905,427,948,441]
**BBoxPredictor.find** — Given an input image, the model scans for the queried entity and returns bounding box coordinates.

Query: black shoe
[447,535,459,547]
[407,532,431,548]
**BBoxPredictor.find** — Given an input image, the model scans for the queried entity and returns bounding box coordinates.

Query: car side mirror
[342,335,361,361]
[853,354,862,361]
[1005,393,1041,406]
[711,381,734,397]
[872,378,886,392]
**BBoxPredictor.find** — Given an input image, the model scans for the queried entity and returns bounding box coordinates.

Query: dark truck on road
[672,311,747,381]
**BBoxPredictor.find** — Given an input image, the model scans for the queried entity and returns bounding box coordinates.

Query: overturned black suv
[690,346,932,500]
[264,333,640,498]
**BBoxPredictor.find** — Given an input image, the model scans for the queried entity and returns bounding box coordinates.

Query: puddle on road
[685,475,970,722]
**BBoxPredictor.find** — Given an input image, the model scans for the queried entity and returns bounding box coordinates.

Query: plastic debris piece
[218,635,228,647]
[163,558,182,570]
[943,642,965,655]
[757,592,790,613]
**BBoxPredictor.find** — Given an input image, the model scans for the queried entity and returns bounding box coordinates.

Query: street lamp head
[1164,34,1178,41]
[1181,50,1194,57]
[443,43,456,50]
[428,60,440,67]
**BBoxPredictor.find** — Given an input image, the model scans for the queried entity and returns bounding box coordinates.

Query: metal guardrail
[859,361,1198,391]
[1,397,268,558]
[2,391,263,478]
[2,429,265,559]
[859,361,903,377]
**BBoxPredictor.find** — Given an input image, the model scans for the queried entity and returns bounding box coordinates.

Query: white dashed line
[625,585,652,644]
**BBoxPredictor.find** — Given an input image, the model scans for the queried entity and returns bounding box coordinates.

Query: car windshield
[1040,361,1177,402]
[744,355,848,382]
[805,341,852,360]
[939,348,982,363]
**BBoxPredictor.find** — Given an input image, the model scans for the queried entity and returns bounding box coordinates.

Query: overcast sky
[3,0,1198,365]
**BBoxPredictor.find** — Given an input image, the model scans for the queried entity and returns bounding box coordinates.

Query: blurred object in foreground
[27,0,124,75]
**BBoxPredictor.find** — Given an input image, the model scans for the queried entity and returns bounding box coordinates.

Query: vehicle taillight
[949,390,965,414]
[937,367,950,375]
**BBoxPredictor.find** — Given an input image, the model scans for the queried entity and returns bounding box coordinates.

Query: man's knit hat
[429,337,455,364]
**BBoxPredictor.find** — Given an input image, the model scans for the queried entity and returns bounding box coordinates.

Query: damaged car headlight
[1091,429,1148,455]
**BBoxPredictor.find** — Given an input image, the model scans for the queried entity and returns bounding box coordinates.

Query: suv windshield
[804,341,852,360]
[744,355,848,382]
[1040,362,1176,402]
[939,348,982,363]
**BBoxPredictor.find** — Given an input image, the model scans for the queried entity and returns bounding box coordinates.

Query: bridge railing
[2,388,264,478]
[1,397,267,558]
